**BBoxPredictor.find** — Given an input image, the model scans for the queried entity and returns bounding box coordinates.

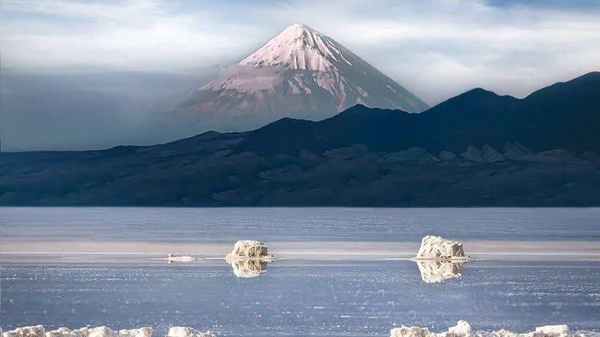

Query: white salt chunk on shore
[5,327,213,337]
[534,326,572,337]
[118,328,152,337]
[3,326,46,337]
[226,240,271,260]
[390,321,591,337]
[415,235,467,260]
[390,325,431,337]
[167,327,215,337]
[448,320,472,337]
[78,327,117,337]
[46,328,81,337]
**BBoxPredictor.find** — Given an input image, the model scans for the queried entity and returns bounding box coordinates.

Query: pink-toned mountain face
[177,24,429,131]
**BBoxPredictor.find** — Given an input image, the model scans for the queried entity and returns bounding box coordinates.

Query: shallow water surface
[1,207,600,336]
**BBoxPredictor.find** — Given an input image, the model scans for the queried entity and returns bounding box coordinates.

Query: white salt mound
[167,327,215,337]
[416,260,464,283]
[390,321,593,337]
[226,240,272,260]
[415,235,467,260]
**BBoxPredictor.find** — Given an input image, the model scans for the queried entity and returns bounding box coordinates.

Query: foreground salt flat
[3,320,600,337]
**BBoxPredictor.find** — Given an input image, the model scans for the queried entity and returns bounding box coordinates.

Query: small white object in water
[414,235,467,260]
[166,254,197,263]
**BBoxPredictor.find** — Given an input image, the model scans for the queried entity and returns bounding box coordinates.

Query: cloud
[0,0,261,72]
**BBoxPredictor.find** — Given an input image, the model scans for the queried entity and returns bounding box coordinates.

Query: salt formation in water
[167,327,215,337]
[166,254,198,263]
[390,321,591,337]
[416,260,464,283]
[228,259,269,278]
[226,240,273,260]
[415,235,467,260]
[1,326,212,337]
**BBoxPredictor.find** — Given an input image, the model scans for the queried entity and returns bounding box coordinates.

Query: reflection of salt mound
[390,321,588,337]
[416,260,464,283]
[1,326,214,337]
[415,235,467,260]
[228,259,269,278]
[226,240,272,260]
[167,327,216,337]
[166,254,197,263]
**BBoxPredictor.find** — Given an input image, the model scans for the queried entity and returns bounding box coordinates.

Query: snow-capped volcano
[177,24,428,130]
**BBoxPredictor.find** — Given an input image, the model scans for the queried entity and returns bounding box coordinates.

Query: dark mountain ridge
[1,71,599,206]
[237,72,600,155]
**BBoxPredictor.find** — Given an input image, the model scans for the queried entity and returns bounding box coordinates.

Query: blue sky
[2,0,599,102]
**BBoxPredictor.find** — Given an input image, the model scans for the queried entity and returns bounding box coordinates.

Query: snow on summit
[239,23,353,71]
[177,24,429,131]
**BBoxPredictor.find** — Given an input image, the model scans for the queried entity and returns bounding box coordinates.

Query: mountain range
[1,71,599,206]
[238,71,600,155]
[175,24,428,131]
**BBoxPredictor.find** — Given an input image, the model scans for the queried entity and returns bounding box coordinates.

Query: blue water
[1,261,600,336]
[1,208,600,336]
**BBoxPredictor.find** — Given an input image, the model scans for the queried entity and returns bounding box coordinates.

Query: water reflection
[227,259,269,278]
[416,260,464,283]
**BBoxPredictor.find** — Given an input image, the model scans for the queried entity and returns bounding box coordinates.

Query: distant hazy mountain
[1,72,599,206]
[176,23,428,131]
